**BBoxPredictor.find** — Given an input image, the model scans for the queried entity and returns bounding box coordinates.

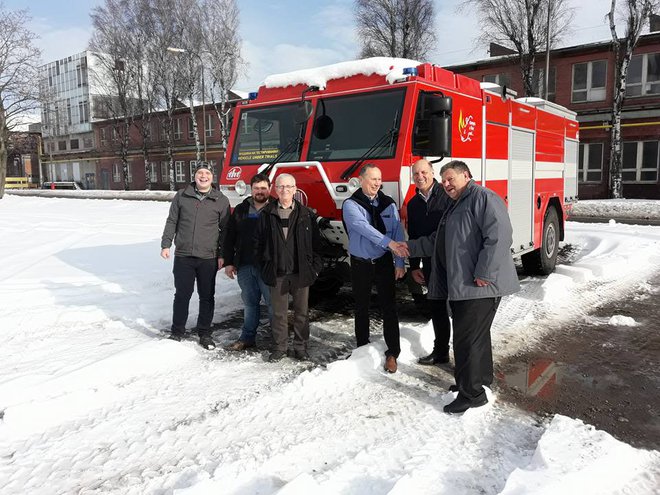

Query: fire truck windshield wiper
[260,135,303,176]
[340,128,398,181]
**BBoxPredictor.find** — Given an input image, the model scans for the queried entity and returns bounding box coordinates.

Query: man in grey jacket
[395,160,520,413]
[161,163,231,349]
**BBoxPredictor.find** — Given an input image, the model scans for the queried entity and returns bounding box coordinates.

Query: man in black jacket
[406,159,452,365]
[255,173,323,362]
[223,174,273,351]
[161,163,231,350]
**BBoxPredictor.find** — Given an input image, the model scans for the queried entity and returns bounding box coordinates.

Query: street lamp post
[167,46,207,163]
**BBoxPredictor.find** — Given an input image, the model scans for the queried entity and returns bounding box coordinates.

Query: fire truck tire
[521,206,560,276]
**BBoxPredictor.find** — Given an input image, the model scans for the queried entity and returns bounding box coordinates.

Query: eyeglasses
[275,185,295,190]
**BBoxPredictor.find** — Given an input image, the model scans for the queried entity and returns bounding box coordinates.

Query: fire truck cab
[220,58,579,295]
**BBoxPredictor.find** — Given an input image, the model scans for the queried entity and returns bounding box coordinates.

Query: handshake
[388,240,410,258]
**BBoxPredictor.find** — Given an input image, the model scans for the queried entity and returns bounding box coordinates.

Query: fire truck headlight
[235,180,247,196]
[348,177,360,192]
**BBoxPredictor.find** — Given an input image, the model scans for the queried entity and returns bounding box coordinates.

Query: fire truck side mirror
[314,115,334,140]
[294,101,313,124]
[413,95,452,157]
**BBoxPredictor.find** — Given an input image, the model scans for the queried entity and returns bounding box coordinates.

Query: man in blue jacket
[343,164,406,373]
[396,160,520,413]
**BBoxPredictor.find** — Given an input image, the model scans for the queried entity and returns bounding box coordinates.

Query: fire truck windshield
[230,102,306,165]
[308,89,406,162]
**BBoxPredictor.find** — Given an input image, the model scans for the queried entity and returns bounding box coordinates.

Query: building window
[175,161,185,182]
[149,162,158,183]
[159,122,167,141]
[572,60,607,102]
[83,136,93,148]
[79,100,89,123]
[532,67,556,101]
[66,99,72,125]
[100,128,107,145]
[208,160,216,174]
[482,73,511,88]
[70,139,79,150]
[113,163,121,182]
[622,141,659,183]
[189,117,196,139]
[578,143,603,183]
[205,114,213,137]
[112,128,119,142]
[626,52,660,97]
[190,160,198,178]
[58,140,67,151]
[161,161,170,183]
[173,118,182,140]
[126,164,133,183]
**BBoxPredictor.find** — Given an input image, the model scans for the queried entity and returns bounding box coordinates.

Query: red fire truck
[219,58,579,295]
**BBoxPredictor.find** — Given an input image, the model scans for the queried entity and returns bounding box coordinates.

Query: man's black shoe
[418,352,450,365]
[443,394,488,414]
[168,333,183,342]
[293,349,310,361]
[198,335,216,350]
[269,350,287,362]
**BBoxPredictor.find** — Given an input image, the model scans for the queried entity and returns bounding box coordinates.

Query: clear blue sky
[6,0,616,91]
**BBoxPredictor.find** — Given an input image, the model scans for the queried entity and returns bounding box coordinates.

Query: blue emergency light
[248,92,258,100]
[402,67,418,76]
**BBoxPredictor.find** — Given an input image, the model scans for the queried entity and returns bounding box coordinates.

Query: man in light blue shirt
[342,163,405,373]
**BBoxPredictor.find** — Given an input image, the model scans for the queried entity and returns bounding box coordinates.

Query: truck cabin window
[308,89,406,161]
[231,103,306,165]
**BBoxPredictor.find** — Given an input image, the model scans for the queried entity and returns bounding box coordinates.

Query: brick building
[445,32,660,199]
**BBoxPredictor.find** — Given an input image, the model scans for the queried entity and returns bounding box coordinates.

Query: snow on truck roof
[262,57,420,90]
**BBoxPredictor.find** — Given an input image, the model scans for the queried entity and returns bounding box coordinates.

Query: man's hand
[395,267,406,280]
[218,258,224,270]
[411,268,425,285]
[389,240,409,258]
[475,278,490,287]
[160,248,170,259]
[225,265,237,279]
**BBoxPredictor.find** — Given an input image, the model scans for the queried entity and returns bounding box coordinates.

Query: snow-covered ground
[1,195,659,494]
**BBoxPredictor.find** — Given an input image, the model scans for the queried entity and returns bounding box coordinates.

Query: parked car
[42,181,84,190]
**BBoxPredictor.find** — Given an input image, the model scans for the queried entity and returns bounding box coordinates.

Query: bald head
[412,159,435,194]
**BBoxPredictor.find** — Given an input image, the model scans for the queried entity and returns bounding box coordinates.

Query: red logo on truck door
[226,167,242,180]
[458,110,476,142]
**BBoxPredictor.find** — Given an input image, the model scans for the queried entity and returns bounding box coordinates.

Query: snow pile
[263,57,420,89]
[1,195,659,494]
[571,199,660,221]
[608,315,638,326]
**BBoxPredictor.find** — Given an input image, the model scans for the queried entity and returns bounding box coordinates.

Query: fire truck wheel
[521,207,560,276]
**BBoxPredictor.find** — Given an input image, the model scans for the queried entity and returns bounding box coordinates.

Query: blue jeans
[237,264,272,344]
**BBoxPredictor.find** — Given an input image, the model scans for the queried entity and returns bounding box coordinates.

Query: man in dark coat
[406,159,452,365]
[396,160,520,413]
[255,173,323,362]
[223,173,273,351]
[161,163,231,350]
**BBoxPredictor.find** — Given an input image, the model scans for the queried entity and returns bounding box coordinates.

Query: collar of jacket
[349,188,394,211]
[265,198,302,215]
[183,183,220,200]
[415,179,441,198]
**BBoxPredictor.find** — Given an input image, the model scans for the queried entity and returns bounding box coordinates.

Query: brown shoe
[225,340,256,351]
[384,355,397,373]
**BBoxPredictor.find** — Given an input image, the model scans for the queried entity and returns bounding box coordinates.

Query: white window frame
[189,117,196,139]
[149,162,158,183]
[175,161,185,182]
[622,140,659,183]
[532,67,556,101]
[572,60,607,102]
[626,52,660,97]
[190,160,198,178]
[205,113,213,137]
[482,73,511,87]
[112,163,121,183]
[126,164,133,183]
[578,143,603,183]
[173,118,182,140]
[160,161,170,183]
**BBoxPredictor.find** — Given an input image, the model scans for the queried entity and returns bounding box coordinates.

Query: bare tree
[201,0,244,161]
[355,0,436,60]
[607,0,657,198]
[0,4,41,199]
[461,0,572,96]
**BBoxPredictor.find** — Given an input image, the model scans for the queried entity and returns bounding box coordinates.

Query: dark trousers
[430,298,451,354]
[449,297,500,401]
[270,276,310,352]
[351,253,401,358]
[172,256,217,335]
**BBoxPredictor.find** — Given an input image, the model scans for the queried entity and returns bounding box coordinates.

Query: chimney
[650,14,660,32]
[489,42,517,57]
